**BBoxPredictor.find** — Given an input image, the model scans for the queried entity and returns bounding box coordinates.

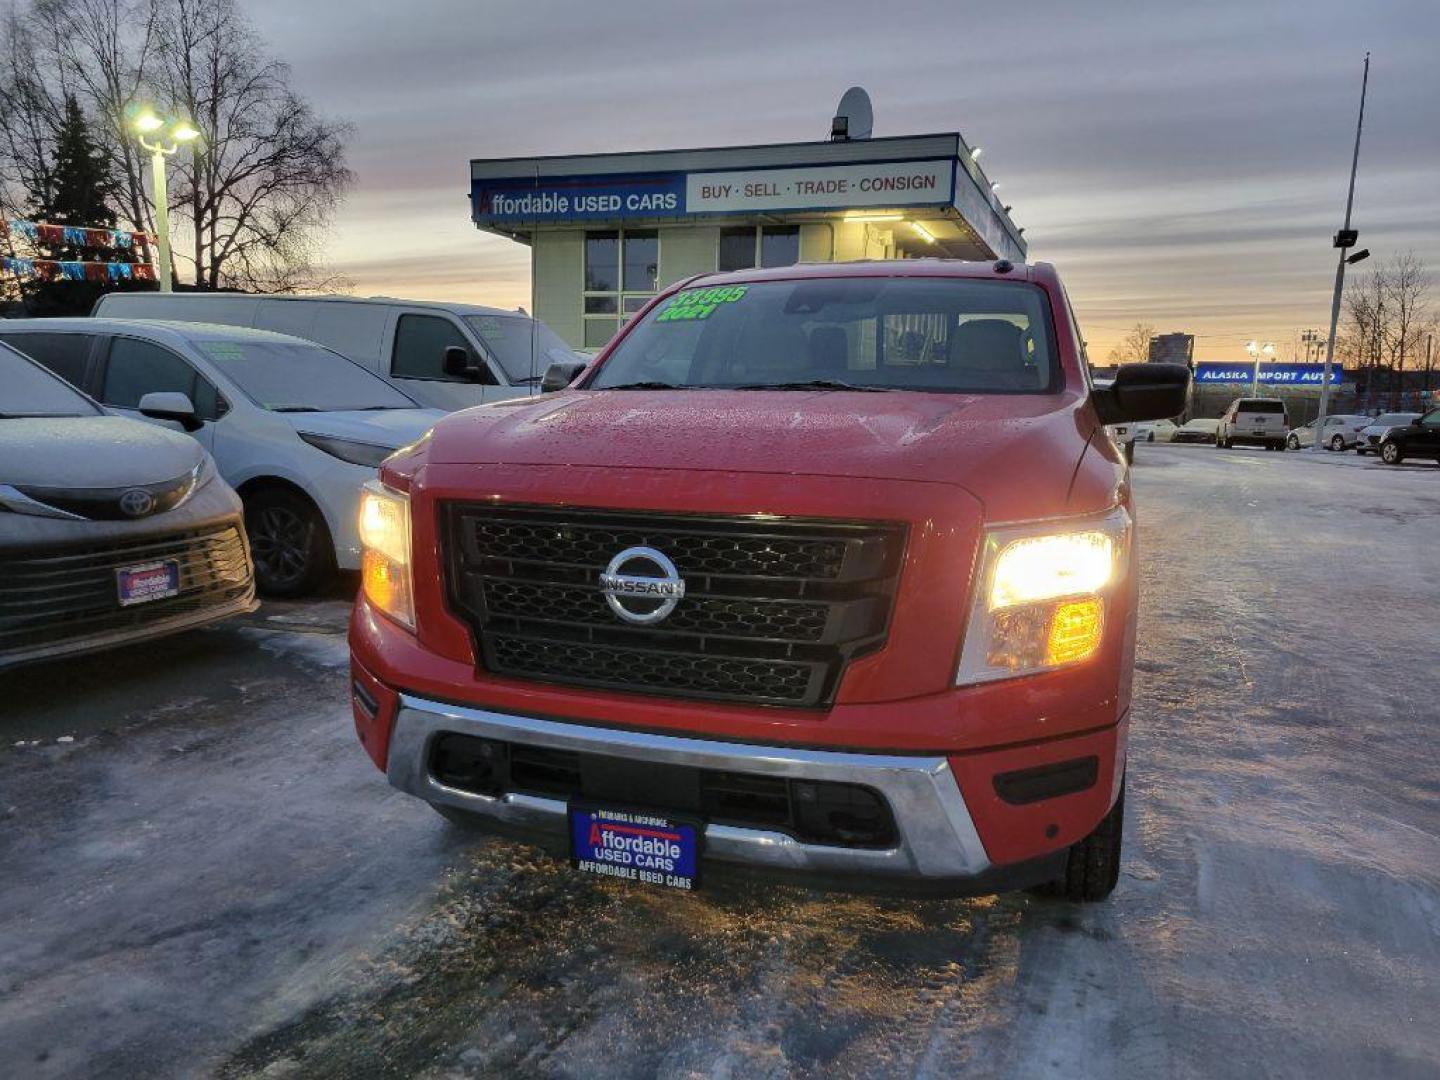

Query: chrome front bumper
[387,694,994,880]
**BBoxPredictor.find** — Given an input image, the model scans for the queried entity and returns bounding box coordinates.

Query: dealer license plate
[569,805,700,891]
[116,560,180,606]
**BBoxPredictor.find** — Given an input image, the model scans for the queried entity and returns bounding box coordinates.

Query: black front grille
[430,733,899,848]
[444,505,905,708]
[0,525,252,653]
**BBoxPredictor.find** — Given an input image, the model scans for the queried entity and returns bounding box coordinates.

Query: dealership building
[469,111,1026,349]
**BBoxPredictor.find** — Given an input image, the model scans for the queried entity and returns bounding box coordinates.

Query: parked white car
[0,319,443,596]
[1355,413,1422,456]
[1287,413,1371,450]
[1171,418,1221,444]
[1216,397,1288,450]
[91,292,582,411]
[1133,418,1179,442]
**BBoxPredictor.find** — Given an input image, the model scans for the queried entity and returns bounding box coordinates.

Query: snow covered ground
[1,444,1437,1078]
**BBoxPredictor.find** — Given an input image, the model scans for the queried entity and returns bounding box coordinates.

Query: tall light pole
[1313,53,1371,452]
[1247,339,1275,392]
[130,108,200,293]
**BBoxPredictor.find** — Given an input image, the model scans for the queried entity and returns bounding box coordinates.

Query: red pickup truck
[349,259,1188,900]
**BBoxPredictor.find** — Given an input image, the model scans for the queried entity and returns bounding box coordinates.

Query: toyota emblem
[598,546,686,625]
[117,488,155,518]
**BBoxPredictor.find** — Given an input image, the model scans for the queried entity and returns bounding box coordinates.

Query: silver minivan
[1,344,256,669]
[90,293,581,410]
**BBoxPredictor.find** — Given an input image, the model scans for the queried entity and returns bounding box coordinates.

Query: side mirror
[541,359,588,393]
[1412,417,1424,426]
[138,391,202,432]
[1092,363,1190,426]
[442,345,484,383]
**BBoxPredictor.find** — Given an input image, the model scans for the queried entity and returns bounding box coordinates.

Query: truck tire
[245,486,334,597]
[1061,781,1125,902]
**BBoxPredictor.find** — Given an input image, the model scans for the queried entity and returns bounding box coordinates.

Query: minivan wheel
[245,487,334,597]
[1330,434,1346,451]
[1381,441,1403,465]
[1061,781,1125,902]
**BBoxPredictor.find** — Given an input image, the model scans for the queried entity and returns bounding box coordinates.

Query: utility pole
[1313,53,1371,451]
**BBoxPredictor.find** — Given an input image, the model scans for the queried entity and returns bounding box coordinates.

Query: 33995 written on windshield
[655,286,749,323]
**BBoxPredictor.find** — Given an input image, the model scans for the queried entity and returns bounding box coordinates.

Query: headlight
[173,454,218,511]
[358,480,414,629]
[956,507,1130,685]
[300,433,396,469]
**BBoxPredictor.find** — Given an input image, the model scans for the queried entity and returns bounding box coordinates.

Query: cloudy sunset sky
[247,0,1438,362]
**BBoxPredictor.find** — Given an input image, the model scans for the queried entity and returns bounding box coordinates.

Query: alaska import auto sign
[1194,363,1347,385]
[471,159,955,223]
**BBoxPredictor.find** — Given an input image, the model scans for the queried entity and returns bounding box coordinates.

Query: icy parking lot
[2,444,1438,1079]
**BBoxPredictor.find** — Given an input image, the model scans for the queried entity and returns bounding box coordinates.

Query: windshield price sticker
[569,806,700,890]
[656,285,748,323]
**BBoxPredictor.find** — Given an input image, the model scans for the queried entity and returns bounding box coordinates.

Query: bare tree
[1341,252,1433,375]
[1106,322,1156,365]
[0,0,350,292]
[153,0,352,290]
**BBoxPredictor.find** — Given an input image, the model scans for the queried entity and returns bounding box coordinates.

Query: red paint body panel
[352,260,1136,869]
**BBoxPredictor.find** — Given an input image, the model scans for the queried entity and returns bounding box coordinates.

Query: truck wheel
[245,487,334,597]
[1381,441,1403,465]
[1061,781,1125,902]
[1330,435,1345,451]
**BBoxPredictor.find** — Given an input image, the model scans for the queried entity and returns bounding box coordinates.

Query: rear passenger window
[0,332,91,388]
[101,338,197,409]
[391,314,497,384]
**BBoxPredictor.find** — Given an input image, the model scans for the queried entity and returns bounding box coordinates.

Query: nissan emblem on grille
[598,546,686,625]
[117,488,154,518]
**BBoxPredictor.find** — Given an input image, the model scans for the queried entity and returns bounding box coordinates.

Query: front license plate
[569,805,700,891]
[116,560,180,606]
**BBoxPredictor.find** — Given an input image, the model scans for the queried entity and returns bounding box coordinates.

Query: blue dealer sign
[1194,363,1346,386]
[472,174,686,222]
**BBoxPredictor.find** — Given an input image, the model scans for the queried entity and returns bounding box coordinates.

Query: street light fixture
[1246,340,1275,393]
[129,106,201,293]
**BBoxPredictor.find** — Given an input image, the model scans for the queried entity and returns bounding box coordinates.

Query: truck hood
[286,407,444,449]
[0,415,204,488]
[425,389,1092,519]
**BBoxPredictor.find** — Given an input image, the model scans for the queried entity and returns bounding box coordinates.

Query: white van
[90,293,581,410]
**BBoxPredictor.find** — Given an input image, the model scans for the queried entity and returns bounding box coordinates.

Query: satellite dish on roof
[831,86,873,141]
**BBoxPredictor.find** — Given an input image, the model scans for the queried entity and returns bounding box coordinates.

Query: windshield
[465,315,581,383]
[194,339,418,412]
[588,278,1058,393]
[0,345,101,418]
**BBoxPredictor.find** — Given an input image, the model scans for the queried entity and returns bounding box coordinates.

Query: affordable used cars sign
[472,160,955,223]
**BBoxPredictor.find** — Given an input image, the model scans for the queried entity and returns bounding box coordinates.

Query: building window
[760,225,800,268]
[717,225,801,273]
[718,227,756,272]
[583,228,659,347]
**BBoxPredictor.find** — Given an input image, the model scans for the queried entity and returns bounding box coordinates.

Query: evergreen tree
[21,95,141,315]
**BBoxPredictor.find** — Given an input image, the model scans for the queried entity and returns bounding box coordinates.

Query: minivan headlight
[957,507,1130,685]
[358,480,413,629]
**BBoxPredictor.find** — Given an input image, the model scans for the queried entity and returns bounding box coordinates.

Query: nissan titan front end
[348,260,1189,900]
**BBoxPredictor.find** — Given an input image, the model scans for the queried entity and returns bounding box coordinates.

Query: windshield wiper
[600,381,684,391]
[732,379,893,392]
